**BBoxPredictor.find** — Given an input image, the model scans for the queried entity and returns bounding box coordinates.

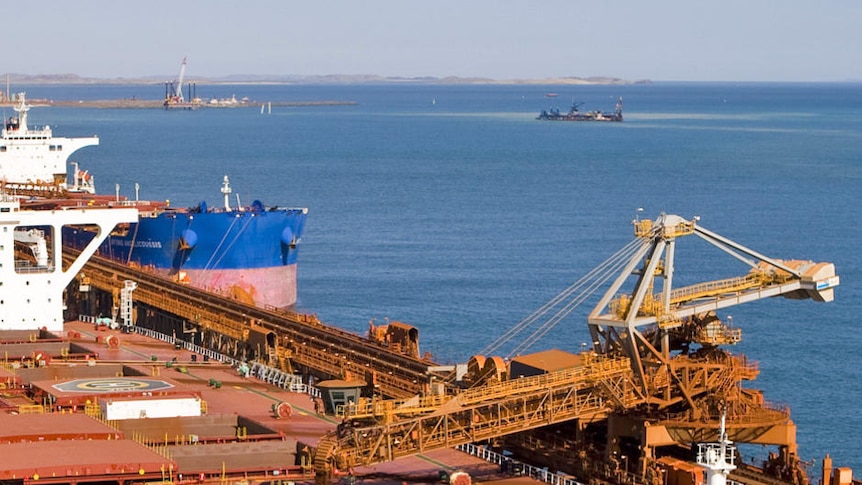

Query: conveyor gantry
[313,355,637,485]
[65,250,432,399]
[311,214,840,485]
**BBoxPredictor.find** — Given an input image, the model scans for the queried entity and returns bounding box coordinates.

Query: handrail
[457,443,587,485]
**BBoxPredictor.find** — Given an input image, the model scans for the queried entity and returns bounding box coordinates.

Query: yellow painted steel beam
[66,251,429,399]
[320,357,638,474]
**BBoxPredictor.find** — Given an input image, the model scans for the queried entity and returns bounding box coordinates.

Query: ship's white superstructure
[697,409,738,485]
[1,192,136,331]
[0,93,98,191]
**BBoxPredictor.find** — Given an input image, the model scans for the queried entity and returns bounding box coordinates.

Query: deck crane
[165,57,187,104]
[312,213,839,485]
[174,57,187,103]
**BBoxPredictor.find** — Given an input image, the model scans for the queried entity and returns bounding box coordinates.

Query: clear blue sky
[7,0,860,82]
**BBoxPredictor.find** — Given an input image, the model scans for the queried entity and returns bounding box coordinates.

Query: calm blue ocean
[12,82,861,473]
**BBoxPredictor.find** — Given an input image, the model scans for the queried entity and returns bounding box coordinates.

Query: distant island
[0,73,651,86]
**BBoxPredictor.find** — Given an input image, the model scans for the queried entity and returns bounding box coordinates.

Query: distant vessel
[537,96,623,122]
[164,57,203,110]
[1,92,308,309]
[1,95,98,192]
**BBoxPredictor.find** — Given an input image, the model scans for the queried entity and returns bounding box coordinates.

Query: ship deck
[0,321,532,485]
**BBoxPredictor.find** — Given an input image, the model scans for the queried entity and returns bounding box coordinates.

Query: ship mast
[221,175,232,211]
[697,406,737,485]
[13,92,30,132]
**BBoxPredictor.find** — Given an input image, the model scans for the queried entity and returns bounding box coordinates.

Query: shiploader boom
[587,213,839,402]
[587,213,838,331]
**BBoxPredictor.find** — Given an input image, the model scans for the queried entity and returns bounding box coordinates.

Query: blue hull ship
[65,181,308,308]
[3,93,307,308]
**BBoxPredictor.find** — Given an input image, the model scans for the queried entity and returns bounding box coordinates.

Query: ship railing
[77,314,98,324]
[115,323,321,397]
[14,262,54,273]
[108,199,160,207]
[288,382,322,399]
[73,317,320,397]
[659,400,791,427]
[249,361,316,395]
[78,313,118,326]
[457,443,587,485]
[123,325,242,367]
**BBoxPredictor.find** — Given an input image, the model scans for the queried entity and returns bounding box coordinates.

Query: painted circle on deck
[53,378,174,393]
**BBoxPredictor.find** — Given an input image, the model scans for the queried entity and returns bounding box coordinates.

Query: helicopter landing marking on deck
[52,378,174,393]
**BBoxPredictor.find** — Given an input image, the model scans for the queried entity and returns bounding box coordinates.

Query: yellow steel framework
[314,356,637,483]
[312,214,839,485]
[588,214,839,411]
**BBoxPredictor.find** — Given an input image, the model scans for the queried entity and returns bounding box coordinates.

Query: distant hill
[0,72,650,86]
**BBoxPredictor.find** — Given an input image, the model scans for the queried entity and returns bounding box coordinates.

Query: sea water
[12,82,862,473]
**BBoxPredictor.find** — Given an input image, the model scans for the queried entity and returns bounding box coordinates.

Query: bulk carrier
[1,93,307,309]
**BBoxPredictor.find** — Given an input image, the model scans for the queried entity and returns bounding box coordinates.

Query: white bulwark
[0,194,137,331]
[100,396,203,420]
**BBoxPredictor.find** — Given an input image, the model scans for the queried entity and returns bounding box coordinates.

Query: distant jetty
[0,98,357,109]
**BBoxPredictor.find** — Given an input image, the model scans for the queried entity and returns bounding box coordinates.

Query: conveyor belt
[313,355,638,484]
[65,250,433,398]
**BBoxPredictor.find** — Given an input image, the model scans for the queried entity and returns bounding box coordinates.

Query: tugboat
[537,96,623,122]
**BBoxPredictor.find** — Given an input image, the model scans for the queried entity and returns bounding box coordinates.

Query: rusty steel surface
[0,321,513,485]
[0,413,120,442]
[0,439,172,483]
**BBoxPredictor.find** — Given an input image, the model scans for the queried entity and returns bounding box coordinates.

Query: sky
[5,0,861,82]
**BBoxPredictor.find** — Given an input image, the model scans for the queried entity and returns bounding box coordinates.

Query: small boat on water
[1,92,308,309]
[537,96,623,122]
